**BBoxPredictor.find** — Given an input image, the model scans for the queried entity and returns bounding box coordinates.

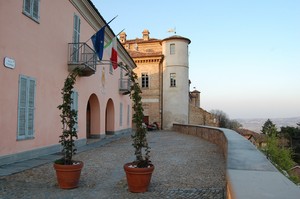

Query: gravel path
[0,131,226,199]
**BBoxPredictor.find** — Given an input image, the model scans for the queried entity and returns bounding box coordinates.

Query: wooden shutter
[71,90,78,130]
[120,103,123,126]
[27,79,36,136]
[73,14,81,62]
[71,90,78,111]
[18,75,36,139]
[18,76,28,137]
[23,0,31,15]
[73,14,80,43]
[127,105,130,126]
[32,0,40,20]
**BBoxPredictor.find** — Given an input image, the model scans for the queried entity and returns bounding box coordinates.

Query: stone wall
[189,104,218,127]
[173,123,300,199]
[173,124,227,156]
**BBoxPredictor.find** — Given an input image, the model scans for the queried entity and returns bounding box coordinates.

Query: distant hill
[236,117,300,133]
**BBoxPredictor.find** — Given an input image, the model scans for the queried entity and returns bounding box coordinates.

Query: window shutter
[27,79,36,136]
[109,62,113,73]
[73,14,80,62]
[23,0,31,15]
[71,91,78,112]
[32,0,40,21]
[73,14,80,43]
[18,75,36,139]
[18,77,28,137]
[71,90,78,130]
[120,103,123,126]
[127,105,130,126]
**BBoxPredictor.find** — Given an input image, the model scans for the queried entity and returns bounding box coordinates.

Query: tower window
[170,73,176,87]
[141,73,149,88]
[170,43,175,54]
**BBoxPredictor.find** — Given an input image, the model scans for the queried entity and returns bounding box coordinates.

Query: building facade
[0,0,135,164]
[120,30,217,129]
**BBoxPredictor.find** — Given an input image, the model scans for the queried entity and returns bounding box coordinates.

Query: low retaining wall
[173,123,300,199]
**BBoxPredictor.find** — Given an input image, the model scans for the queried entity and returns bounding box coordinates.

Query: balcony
[119,78,131,95]
[68,43,97,76]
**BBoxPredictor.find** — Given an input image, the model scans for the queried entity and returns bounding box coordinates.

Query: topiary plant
[56,68,81,165]
[121,64,151,168]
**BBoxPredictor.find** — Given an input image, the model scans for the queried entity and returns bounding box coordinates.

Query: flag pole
[106,15,118,26]
[104,28,125,49]
[84,15,118,44]
[116,28,125,37]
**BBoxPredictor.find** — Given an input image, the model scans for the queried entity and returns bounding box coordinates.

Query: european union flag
[91,27,105,60]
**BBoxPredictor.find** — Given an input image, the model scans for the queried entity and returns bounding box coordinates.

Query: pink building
[0,0,135,164]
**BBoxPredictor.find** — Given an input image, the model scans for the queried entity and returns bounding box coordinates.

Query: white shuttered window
[18,75,36,140]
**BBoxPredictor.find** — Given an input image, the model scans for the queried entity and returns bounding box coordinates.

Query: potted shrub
[53,68,84,189]
[122,64,154,193]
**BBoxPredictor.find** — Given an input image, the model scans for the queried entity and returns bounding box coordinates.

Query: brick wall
[189,104,218,127]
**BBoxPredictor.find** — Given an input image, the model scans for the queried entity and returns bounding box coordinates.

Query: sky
[92,0,300,119]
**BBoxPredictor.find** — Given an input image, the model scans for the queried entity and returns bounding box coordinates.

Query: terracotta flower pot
[123,163,154,193]
[53,161,84,189]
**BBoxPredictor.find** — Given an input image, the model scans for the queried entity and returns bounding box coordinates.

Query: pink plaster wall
[0,1,132,156]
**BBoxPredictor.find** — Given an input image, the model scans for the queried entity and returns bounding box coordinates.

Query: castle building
[0,0,135,164]
[120,30,216,129]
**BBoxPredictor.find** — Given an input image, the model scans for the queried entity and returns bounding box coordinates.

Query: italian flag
[105,37,118,70]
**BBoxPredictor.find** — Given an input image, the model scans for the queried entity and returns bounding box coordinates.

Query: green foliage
[261,119,277,136]
[266,135,294,171]
[280,125,300,164]
[280,126,300,139]
[227,119,243,130]
[289,174,300,184]
[57,68,81,165]
[210,109,242,130]
[259,119,300,184]
[122,64,150,168]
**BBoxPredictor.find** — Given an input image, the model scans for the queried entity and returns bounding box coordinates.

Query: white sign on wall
[3,57,16,69]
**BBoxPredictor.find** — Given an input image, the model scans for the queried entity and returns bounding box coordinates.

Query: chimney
[119,32,127,44]
[142,29,150,41]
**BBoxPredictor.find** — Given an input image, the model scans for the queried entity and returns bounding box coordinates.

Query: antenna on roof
[167,27,176,34]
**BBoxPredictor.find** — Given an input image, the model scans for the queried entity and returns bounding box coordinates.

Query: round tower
[161,35,191,129]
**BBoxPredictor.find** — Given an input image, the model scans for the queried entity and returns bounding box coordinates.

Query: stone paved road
[0,131,226,199]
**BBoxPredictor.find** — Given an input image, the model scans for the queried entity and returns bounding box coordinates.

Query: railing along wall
[173,123,300,199]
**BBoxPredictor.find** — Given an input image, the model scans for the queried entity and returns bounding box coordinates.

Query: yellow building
[120,30,217,129]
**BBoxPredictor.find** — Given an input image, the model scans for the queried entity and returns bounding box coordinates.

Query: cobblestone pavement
[0,131,226,199]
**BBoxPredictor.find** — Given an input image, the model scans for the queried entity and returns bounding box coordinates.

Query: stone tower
[161,35,191,129]
[119,31,220,130]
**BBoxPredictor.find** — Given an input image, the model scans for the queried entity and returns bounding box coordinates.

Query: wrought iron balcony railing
[68,43,97,76]
[119,78,131,95]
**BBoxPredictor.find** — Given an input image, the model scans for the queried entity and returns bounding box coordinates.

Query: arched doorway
[105,98,115,135]
[86,94,100,139]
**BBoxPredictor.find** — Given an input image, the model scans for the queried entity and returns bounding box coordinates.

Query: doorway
[86,94,100,140]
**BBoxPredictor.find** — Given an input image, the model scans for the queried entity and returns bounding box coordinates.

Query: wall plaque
[4,57,16,69]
